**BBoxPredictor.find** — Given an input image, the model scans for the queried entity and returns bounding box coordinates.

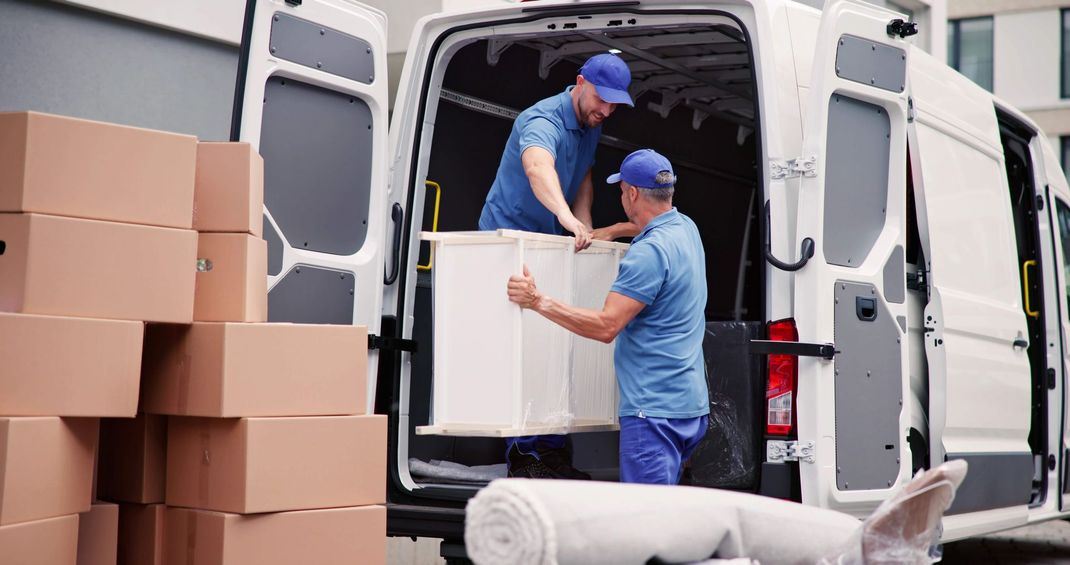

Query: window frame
[947,15,994,91]
[1062,8,1070,99]
[1053,197,1070,325]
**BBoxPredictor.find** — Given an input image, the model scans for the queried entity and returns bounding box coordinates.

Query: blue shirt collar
[635,207,680,241]
[560,86,582,131]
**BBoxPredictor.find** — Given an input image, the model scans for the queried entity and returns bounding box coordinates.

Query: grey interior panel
[835,34,907,93]
[883,245,905,304]
[269,12,374,84]
[261,76,372,256]
[268,265,354,325]
[264,215,284,276]
[823,95,891,267]
[834,281,902,491]
[945,452,1033,514]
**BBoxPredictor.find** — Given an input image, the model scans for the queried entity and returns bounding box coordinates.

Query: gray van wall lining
[0,0,238,140]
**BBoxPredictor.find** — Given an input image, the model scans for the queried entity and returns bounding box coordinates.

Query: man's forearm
[610,222,640,239]
[525,159,571,218]
[533,295,619,344]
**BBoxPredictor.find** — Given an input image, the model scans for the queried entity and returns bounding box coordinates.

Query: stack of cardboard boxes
[0,110,199,565]
[0,111,386,565]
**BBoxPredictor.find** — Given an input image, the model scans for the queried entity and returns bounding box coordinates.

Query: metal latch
[368,334,418,353]
[750,339,836,360]
[770,157,817,180]
[907,97,916,123]
[906,269,927,291]
[767,440,815,463]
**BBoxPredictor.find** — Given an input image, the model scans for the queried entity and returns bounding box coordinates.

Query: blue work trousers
[619,414,708,485]
[506,435,567,461]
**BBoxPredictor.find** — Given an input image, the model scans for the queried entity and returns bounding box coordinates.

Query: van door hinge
[770,157,817,180]
[368,334,418,353]
[767,440,815,463]
[907,97,916,123]
[1048,368,1057,390]
[906,269,927,291]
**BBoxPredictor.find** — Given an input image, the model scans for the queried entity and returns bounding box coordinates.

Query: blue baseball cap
[579,53,634,107]
[606,149,676,189]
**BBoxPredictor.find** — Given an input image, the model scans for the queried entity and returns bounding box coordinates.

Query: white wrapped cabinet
[416,230,628,437]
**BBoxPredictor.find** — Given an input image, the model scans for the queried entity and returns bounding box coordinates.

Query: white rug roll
[465,479,860,565]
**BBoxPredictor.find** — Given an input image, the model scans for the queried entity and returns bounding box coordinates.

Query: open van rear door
[792,0,913,515]
[231,0,390,413]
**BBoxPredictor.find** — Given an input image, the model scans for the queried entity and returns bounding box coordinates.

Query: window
[1063,136,1070,186]
[1063,10,1070,98]
[887,2,914,21]
[1056,200,1070,320]
[948,17,994,91]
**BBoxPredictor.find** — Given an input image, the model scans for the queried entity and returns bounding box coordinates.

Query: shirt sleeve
[610,241,667,306]
[518,116,563,161]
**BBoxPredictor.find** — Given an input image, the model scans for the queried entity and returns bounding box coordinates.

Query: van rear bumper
[758,461,801,501]
[387,503,466,539]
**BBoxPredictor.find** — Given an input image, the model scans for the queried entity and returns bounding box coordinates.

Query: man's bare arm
[592,222,641,241]
[572,169,594,230]
[522,147,591,250]
[508,265,644,343]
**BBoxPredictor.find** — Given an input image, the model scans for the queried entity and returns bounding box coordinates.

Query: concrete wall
[54,0,245,44]
[994,9,1061,110]
[0,0,239,140]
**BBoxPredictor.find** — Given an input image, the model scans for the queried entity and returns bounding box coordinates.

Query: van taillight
[766,319,798,436]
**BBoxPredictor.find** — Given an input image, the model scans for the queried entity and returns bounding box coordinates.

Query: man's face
[576,77,617,128]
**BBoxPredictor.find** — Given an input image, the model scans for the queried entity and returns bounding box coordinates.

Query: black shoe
[506,445,557,479]
[536,447,592,480]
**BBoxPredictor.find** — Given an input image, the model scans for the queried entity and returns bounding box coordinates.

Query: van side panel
[909,46,1032,534]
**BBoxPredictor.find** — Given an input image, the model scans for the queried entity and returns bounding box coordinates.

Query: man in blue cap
[481,52,638,480]
[507,149,710,485]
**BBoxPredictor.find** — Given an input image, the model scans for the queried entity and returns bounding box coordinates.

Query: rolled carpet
[464,479,860,565]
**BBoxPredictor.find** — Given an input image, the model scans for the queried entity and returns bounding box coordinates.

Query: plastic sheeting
[689,322,764,490]
[417,230,627,437]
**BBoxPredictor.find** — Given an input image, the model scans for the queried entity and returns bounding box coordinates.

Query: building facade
[946,0,1070,177]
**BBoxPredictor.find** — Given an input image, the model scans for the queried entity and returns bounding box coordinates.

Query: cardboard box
[117,504,165,565]
[141,323,366,417]
[77,502,118,565]
[166,415,385,514]
[97,415,166,504]
[0,312,142,417]
[193,142,264,236]
[0,514,79,565]
[0,418,97,526]
[164,506,385,565]
[194,233,267,323]
[0,213,197,323]
[0,111,196,229]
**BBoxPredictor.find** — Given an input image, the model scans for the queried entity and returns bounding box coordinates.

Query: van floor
[405,20,764,489]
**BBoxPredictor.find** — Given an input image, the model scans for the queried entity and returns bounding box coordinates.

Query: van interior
[393,14,771,498]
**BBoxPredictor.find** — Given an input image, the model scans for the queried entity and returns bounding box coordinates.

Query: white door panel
[234,0,390,413]
[909,46,1032,522]
[794,0,912,516]
[1040,136,1070,511]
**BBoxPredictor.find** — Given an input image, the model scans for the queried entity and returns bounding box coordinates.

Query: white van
[231,0,1070,555]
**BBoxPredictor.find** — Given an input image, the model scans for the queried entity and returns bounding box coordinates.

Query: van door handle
[765,237,815,272]
[384,203,404,285]
[1013,338,1029,349]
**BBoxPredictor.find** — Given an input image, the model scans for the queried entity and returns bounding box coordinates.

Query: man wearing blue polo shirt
[481,52,638,480]
[507,149,709,485]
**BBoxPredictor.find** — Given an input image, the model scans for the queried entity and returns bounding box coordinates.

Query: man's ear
[576,74,586,88]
